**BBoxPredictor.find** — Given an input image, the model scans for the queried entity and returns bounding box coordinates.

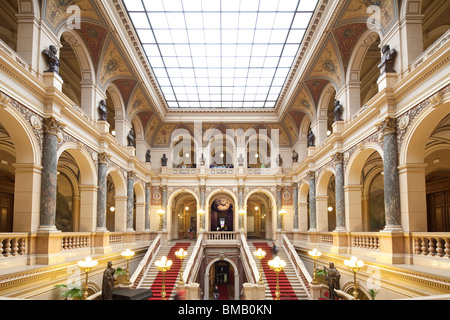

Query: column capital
[145,182,151,189]
[378,117,397,136]
[127,170,137,180]
[98,152,110,164]
[43,117,65,136]
[333,152,344,165]
[306,171,315,181]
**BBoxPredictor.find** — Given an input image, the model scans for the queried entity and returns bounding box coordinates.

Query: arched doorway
[246,193,272,239]
[56,151,79,232]
[210,195,234,232]
[424,114,450,232]
[171,192,198,239]
[0,123,15,232]
[210,261,235,300]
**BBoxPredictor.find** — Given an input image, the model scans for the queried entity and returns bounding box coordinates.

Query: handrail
[130,235,161,288]
[282,234,312,297]
[239,234,260,284]
[183,233,204,284]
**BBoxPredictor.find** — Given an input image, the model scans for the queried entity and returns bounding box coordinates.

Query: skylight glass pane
[124,0,318,108]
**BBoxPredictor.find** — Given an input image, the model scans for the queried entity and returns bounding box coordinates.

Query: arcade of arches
[0,0,449,301]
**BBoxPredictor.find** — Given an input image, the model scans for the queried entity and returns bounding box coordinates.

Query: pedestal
[377,72,398,92]
[97,121,110,133]
[307,147,316,157]
[43,72,63,91]
[332,121,345,133]
[125,146,135,156]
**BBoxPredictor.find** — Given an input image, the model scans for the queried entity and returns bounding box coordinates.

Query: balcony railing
[413,233,450,258]
[0,234,27,257]
[204,231,238,242]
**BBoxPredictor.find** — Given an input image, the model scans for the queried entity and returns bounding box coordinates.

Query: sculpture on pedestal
[378,44,397,75]
[127,129,135,147]
[161,154,168,167]
[42,45,60,74]
[98,100,108,121]
[292,149,299,163]
[333,100,343,122]
[324,262,341,300]
[101,261,115,300]
[307,129,315,148]
[146,149,151,163]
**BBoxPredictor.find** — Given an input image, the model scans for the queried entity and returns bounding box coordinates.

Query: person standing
[213,285,220,300]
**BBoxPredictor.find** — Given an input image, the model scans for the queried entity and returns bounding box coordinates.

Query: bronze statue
[98,100,108,121]
[42,45,61,74]
[161,154,168,167]
[378,44,397,75]
[238,154,244,167]
[146,149,151,163]
[324,262,341,300]
[276,154,283,167]
[200,153,206,166]
[292,149,299,163]
[333,100,343,122]
[101,261,115,300]
[127,129,135,147]
[307,129,315,148]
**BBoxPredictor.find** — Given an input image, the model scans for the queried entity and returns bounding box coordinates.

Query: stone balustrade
[0,234,27,257]
[413,233,450,258]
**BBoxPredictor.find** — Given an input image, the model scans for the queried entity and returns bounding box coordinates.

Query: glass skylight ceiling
[123,0,318,108]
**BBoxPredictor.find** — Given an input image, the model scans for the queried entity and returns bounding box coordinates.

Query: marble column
[238,185,245,230]
[333,153,346,231]
[307,171,317,231]
[38,117,65,232]
[380,117,403,231]
[96,152,109,232]
[200,185,206,229]
[293,182,299,230]
[161,185,168,230]
[126,171,135,232]
[276,185,282,230]
[145,182,151,231]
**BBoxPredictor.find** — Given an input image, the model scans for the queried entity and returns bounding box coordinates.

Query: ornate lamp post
[121,249,135,284]
[344,256,364,300]
[77,257,98,300]
[198,209,205,230]
[268,256,286,300]
[175,248,188,284]
[155,256,172,300]
[254,248,266,285]
[157,209,165,231]
[279,209,286,231]
[308,248,322,284]
[239,209,245,231]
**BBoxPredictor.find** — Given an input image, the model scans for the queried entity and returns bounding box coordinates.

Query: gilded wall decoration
[338,0,396,33]
[153,123,177,146]
[292,86,315,119]
[305,79,330,108]
[76,22,108,68]
[113,79,137,107]
[137,111,154,132]
[265,123,291,146]
[282,186,293,205]
[151,186,162,205]
[289,111,305,130]
[308,38,344,88]
[44,0,102,32]
[145,115,162,143]
[333,23,368,67]
[127,86,152,120]
[283,116,299,142]
[98,38,133,88]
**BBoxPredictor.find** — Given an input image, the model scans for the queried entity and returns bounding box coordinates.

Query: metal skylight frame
[123,0,318,109]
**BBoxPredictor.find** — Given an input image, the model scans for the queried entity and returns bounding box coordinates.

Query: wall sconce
[239,209,246,231]
[279,209,286,231]
[328,206,333,212]
[198,209,205,230]
[110,206,115,213]
[157,209,165,231]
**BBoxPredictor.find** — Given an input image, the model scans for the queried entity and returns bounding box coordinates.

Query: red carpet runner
[218,284,229,300]
[253,242,298,300]
[149,242,191,300]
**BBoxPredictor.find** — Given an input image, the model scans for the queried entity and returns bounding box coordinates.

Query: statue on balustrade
[324,262,341,300]
[101,261,115,300]
[333,100,343,122]
[292,149,299,163]
[276,154,283,167]
[42,45,60,74]
[127,129,135,147]
[238,154,244,167]
[307,129,315,148]
[161,154,168,167]
[200,153,206,166]
[146,149,151,163]
[98,100,108,121]
[378,44,397,75]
